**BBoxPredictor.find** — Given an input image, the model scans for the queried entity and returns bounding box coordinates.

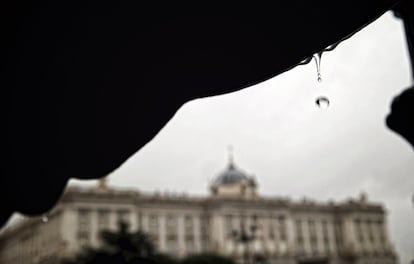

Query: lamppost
[230,214,258,264]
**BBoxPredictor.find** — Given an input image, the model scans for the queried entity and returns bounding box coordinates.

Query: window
[200,216,210,251]
[186,240,195,253]
[295,219,304,254]
[166,215,178,236]
[225,215,233,236]
[334,220,343,251]
[184,215,194,239]
[367,220,375,243]
[268,218,275,240]
[377,220,386,251]
[308,220,318,255]
[77,209,91,245]
[148,214,159,246]
[355,218,364,248]
[98,209,110,230]
[137,211,142,230]
[117,209,130,226]
[278,216,287,241]
[322,220,330,254]
[166,235,179,256]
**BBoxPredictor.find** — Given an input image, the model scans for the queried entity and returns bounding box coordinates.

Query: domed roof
[212,146,251,186]
[213,162,248,185]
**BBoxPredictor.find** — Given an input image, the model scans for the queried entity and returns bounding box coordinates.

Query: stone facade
[0,160,397,264]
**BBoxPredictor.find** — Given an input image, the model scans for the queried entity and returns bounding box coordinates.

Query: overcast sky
[67,11,411,264]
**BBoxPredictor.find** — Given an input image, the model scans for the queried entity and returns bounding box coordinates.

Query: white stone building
[0,157,397,264]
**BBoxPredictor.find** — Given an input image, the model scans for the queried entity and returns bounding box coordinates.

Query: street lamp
[230,214,259,264]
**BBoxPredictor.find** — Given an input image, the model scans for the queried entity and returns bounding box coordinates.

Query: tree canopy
[63,221,235,264]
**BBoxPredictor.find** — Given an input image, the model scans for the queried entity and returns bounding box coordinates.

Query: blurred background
[1,11,413,264]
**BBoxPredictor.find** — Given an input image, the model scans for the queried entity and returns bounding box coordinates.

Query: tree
[63,221,171,264]
[64,221,235,264]
[180,253,235,264]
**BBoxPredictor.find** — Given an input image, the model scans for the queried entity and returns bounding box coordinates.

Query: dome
[213,163,248,185]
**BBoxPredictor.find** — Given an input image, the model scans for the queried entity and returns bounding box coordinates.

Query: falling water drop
[315,96,330,109]
[313,52,322,82]
[41,214,49,223]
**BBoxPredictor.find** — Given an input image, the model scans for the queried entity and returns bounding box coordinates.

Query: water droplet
[315,96,330,109]
[313,52,322,82]
[323,42,339,52]
[41,214,49,223]
[298,56,312,65]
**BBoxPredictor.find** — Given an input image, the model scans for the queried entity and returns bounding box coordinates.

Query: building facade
[0,158,397,264]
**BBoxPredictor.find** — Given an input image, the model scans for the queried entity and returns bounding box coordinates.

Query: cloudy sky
[67,11,413,263]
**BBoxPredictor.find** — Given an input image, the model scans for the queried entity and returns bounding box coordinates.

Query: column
[60,207,78,255]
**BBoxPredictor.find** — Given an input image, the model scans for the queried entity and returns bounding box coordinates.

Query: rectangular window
[308,220,316,238]
[268,218,275,240]
[149,214,159,229]
[117,209,130,226]
[225,215,233,232]
[376,219,386,251]
[200,216,210,251]
[166,235,179,256]
[354,219,364,246]
[278,216,287,241]
[322,220,330,254]
[98,209,110,230]
[137,211,142,230]
[185,235,195,253]
[166,215,178,236]
[295,219,304,254]
[334,220,343,251]
[185,215,194,239]
[308,219,318,256]
[367,220,375,244]
[77,208,91,245]
[148,214,159,246]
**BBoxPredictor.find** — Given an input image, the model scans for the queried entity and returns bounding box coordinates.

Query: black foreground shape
[2,1,411,227]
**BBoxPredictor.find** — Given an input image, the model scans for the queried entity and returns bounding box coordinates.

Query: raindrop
[298,56,312,65]
[313,52,322,82]
[315,96,330,109]
[323,42,339,52]
[41,214,49,223]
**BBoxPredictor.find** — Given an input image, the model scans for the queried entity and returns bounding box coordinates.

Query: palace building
[0,156,397,264]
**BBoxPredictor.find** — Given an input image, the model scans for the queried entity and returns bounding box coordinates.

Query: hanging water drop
[315,96,330,109]
[41,214,49,223]
[323,42,339,52]
[298,56,312,65]
[313,52,322,82]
